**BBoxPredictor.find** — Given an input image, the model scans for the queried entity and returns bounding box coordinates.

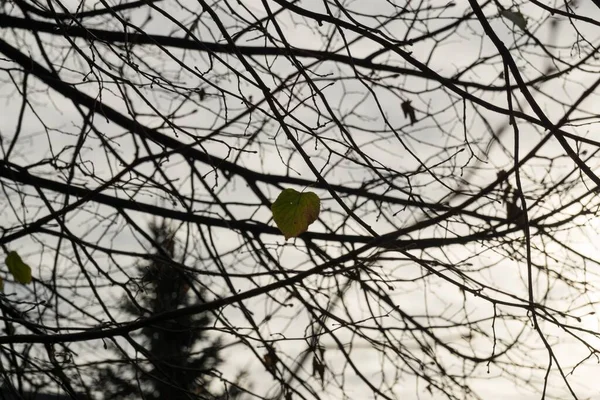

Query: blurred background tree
[97,221,242,400]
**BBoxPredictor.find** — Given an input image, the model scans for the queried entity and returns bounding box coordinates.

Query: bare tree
[1,0,600,399]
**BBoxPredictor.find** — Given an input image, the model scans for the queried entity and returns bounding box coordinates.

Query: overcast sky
[3,0,600,399]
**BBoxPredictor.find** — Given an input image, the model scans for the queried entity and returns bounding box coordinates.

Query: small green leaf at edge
[271,189,321,240]
[5,251,32,285]
[500,9,527,30]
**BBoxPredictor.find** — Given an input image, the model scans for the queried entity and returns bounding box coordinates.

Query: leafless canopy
[1,0,600,398]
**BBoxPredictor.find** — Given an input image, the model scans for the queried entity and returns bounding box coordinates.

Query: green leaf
[500,9,527,30]
[272,189,320,239]
[5,251,32,284]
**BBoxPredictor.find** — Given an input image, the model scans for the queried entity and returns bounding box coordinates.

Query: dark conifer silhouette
[98,221,231,400]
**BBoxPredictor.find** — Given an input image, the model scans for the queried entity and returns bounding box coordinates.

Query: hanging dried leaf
[263,348,279,372]
[312,356,325,385]
[503,186,526,225]
[4,322,14,336]
[401,100,417,125]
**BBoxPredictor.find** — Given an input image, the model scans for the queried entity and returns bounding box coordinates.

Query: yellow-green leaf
[5,251,32,284]
[500,9,527,30]
[272,189,320,239]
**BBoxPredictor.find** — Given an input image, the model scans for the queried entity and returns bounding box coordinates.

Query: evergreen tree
[98,221,231,400]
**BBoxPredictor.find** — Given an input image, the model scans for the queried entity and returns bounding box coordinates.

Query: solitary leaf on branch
[5,251,32,284]
[271,189,320,239]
